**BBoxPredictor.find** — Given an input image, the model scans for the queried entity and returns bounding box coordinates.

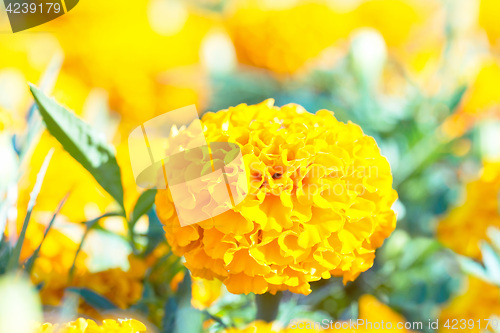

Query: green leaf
[162,297,178,333]
[67,287,117,310]
[446,85,468,112]
[24,193,69,274]
[480,242,500,284]
[29,84,125,210]
[130,189,157,227]
[69,212,123,278]
[458,255,490,282]
[144,209,165,256]
[7,149,54,272]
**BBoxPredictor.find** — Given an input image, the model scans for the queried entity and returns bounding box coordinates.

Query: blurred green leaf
[130,190,157,227]
[446,85,468,112]
[162,297,177,333]
[6,149,54,272]
[30,84,125,211]
[144,210,165,256]
[457,255,491,282]
[69,212,122,277]
[67,287,117,310]
[24,193,68,274]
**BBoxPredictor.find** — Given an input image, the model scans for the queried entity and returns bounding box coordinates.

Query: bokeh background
[1,0,500,332]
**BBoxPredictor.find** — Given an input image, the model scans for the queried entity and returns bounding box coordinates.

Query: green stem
[255,292,282,323]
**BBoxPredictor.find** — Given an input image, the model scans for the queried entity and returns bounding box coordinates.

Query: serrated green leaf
[130,189,157,227]
[29,84,124,210]
[67,287,118,310]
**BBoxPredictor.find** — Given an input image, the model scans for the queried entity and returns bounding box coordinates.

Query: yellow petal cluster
[36,318,147,333]
[439,277,500,333]
[437,162,500,260]
[156,99,397,295]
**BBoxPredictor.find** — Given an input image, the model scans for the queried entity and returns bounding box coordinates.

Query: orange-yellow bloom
[36,318,148,333]
[437,162,500,260]
[439,277,500,333]
[156,99,397,295]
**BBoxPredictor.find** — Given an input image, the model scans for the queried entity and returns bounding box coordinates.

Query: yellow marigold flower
[226,1,353,75]
[36,318,147,333]
[156,99,397,295]
[439,277,500,333]
[437,162,500,260]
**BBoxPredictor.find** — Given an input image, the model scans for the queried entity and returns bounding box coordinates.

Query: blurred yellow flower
[156,99,397,295]
[442,59,500,139]
[41,0,213,129]
[352,0,445,80]
[461,59,500,116]
[226,1,353,75]
[437,162,500,260]
[17,219,163,312]
[0,107,12,131]
[18,220,86,306]
[191,276,223,310]
[36,318,147,333]
[353,0,423,48]
[439,277,500,333]
[479,0,500,50]
[74,254,148,310]
[348,294,413,332]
